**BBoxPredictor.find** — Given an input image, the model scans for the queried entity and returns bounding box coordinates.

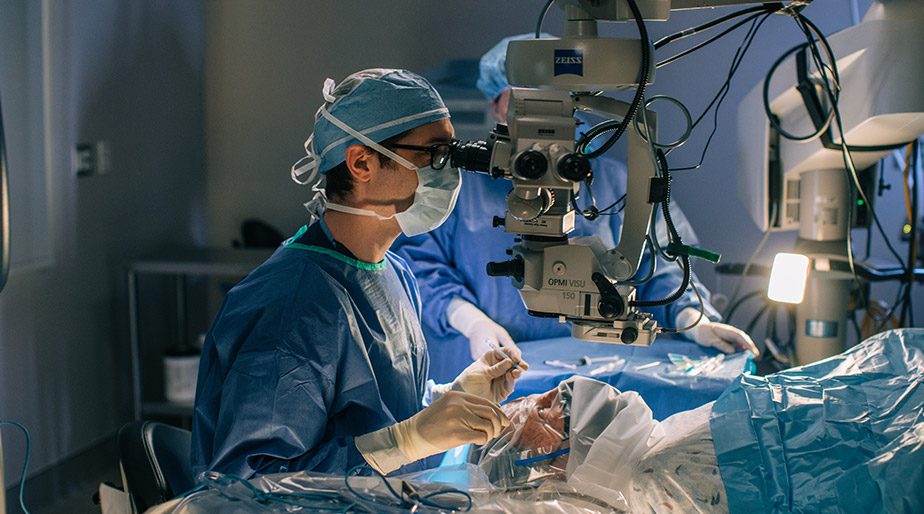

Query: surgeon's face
[368,118,454,214]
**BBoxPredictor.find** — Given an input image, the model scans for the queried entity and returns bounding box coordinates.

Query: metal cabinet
[127,249,271,420]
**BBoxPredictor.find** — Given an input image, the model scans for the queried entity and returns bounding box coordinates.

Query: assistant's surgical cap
[300,68,449,177]
[476,33,555,101]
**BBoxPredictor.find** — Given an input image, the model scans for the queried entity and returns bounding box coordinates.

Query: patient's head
[499,388,567,453]
[474,386,570,487]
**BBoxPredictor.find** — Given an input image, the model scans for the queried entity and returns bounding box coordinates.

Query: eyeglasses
[388,140,455,170]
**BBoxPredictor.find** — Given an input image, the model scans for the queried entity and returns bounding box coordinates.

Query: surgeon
[191,69,528,480]
[394,35,757,381]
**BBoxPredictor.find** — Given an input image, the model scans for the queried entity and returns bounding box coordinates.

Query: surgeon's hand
[357,391,510,475]
[465,318,517,360]
[409,391,510,449]
[453,348,530,403]
[446,297,519,360]
[675,307,759,355]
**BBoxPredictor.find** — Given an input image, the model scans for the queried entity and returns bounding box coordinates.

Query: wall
[204,0,568,246]
[0,0,206,492]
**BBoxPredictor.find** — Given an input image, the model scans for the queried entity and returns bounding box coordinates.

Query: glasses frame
[388,140,455,170]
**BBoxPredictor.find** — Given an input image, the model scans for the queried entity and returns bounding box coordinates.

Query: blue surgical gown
[191,220,430,478]
[393,153,720,382]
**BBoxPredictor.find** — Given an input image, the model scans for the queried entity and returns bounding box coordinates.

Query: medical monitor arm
[736,0,924,362]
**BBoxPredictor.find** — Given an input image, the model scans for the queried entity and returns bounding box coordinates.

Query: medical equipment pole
[792,169,852,363]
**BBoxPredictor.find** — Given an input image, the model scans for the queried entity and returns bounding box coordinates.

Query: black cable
[850,310,862,344]
[723,204,776,319]
[630,149,692,308]
[785,307,796,355]
[653,3,779,50]
[746,302,771,336]
[597,193,626,215]
[535,0,555,38]
[659,266,706,334]
[656,11,764,69]
[344,465,473,512]
[685,13,766,133]
[795,13,908,271]
[876,282,907,333]
[576,0,650,158]
[793,17,866,305]
[668,12,772,172]
[625,235,659,285]
[767,303,778,346]
[761,42,835,141]
[571,177,603,220]
[725,290,765,325]
[901,139,919,326]
[657,150,682,242]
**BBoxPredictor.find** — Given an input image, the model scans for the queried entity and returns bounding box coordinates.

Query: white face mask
[317,107,461,237]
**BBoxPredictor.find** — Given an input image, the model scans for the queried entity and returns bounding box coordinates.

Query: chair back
[117,421,195,512]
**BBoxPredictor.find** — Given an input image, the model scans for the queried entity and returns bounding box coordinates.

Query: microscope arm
[573,94,660,282]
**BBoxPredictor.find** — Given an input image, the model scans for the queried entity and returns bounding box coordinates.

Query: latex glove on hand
[447,298,518,360]
[452,347,529,404]
[675,307,759,355]
[356,391,509,474]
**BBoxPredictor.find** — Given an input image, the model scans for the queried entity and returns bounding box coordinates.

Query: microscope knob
[592,272,624,319]
[621,327,639,344]
[598,300,622,319]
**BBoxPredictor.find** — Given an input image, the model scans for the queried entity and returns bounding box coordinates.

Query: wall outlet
[75,141,112,177]
[75,143,94,177]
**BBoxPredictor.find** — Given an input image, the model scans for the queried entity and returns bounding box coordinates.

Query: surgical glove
[447,297,518,360]
[453,348,529,403]
[356,391,509,474]
[676,307,759,355]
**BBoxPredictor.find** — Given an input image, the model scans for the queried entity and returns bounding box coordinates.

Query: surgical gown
[393,153,719,382]
[191,221,430,478]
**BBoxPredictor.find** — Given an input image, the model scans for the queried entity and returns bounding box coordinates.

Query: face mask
[318,107,462,237]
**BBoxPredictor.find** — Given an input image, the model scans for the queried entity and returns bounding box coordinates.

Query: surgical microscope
[450,0,808,346]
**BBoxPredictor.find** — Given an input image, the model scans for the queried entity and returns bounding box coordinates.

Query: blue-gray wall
[0,0,206,491]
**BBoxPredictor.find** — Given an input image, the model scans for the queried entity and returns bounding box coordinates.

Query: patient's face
[500,388,567,453]
[474,387,570,487]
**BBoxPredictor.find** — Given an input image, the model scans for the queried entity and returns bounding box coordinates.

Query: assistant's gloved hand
[452,348,530,403]
[675,307,759,355]
[356,391,510,474]
[447,298,518,360]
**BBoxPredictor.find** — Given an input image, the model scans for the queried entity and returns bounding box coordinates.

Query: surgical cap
[476,33,555,101]
[310,69,449,175]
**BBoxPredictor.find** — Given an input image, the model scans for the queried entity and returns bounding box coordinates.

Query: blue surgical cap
[311,69,449,175]
[476,33,555,101]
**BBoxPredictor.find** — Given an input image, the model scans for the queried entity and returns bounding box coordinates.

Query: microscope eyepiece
[514,150,548,180]
[449,139,492,173]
